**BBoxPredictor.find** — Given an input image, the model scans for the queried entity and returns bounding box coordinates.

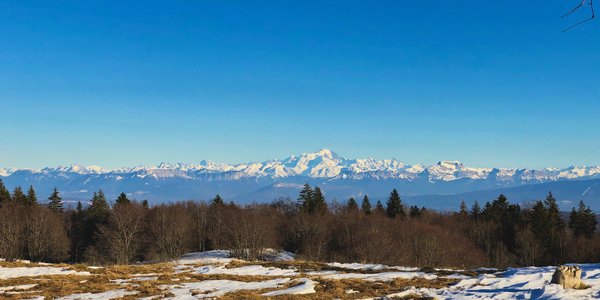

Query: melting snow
[319,271,437,282]
[161,278,290,299]
[0,266,91,279]
[192,264,298,277]
[56,289,137,300]
[262,278,317,296]
[0,284,37,293]
[327,262,419,272]
[178,250,234,265]
[398,264,600,299]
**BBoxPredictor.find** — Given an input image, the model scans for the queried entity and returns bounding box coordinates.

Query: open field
[0,250,599,299]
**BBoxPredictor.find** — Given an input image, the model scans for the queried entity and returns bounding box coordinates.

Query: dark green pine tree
[0,179,10,206]
[470,201,481,221]
[81,190,111,256]
[115,192,131,206]
[297,183,314,213]
[361,195,372,215]
[583,204,597,237]
[312,186,328,214]
[25,185,38,206]
[530,201,550,245]
[47,187,63,213]
[544,191,565,232]
[569,200,598,238]
[88,190,110,225]
[409,205,422,218]
[483,194,521,252]
[459,200,468,217]
[386,189,405,219]
[374,200,385,215]
[211,194,225,207]
[569,206,579,235]
[346,197,358,212]
[482,201,492,219]
[71,201,86,262]
[543,191,565,261]
[141,199,149,209]
[12,186,27,205]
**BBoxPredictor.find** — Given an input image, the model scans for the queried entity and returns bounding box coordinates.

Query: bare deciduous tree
[0,204,25,261]
[25,206,69,262]
[147,204,192,261]
[99,203,146,264]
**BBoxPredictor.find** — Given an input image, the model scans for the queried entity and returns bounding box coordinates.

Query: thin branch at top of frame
[562,0,595,32]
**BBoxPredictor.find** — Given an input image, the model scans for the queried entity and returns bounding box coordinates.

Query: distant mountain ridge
[2,149,600,209]
[3,149,600,181]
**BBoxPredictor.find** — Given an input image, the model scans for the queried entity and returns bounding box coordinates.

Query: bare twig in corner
[562,0,595,32]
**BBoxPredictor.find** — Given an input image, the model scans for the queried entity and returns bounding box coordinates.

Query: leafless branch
[562,0,595,32]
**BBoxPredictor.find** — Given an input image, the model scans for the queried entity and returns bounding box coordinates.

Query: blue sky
[1,0,599,169]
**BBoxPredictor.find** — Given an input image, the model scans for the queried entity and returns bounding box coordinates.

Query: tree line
[0,179,598,268]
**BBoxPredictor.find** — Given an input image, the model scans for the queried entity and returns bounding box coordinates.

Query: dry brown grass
[0,262,175,299]
[218,276,458,299]
[0,259,464,299]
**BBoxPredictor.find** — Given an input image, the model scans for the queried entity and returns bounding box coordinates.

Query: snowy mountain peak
[2,150,600,182]
[52,164,107,174]
[437,160,464,168]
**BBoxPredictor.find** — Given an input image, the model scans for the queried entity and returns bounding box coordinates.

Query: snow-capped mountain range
[3,149,599,182]
[2,149,600,209]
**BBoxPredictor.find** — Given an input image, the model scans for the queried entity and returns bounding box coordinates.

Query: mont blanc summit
[2,149,600,208]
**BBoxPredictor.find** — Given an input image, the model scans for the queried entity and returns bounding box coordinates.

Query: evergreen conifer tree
[569,206,578,235]
[211,194,225,207]
[72,201,85,262]
[47,187,63,212]
[0,179,10,206]
[312,186,328,214]
[530,201,550,245]
[583,204,597,237]
[25,185,37,206]
[115,192,130,206]
[374,200,385,215]
[142,199,149,209]
[297,183,314,213]
[544,191,564,231]
[409,205,422,218]
[543,191,565,262]
[346,197,358,212]
[569,200,598,238]
[88,190,110,225]
[386,189,404,219]
[483,194,521,252]
[361,195,372,215]
[470,201,481,221]
[459,200,468,217]
[12,186,26,205]
[81,190,110,256]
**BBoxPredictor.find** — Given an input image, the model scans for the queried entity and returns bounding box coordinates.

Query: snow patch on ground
[327,262,419,272]
[320,271,437,281]
[178,250,234,265]
[56,289,137,300]
[0,266,91,279]
[262,278,317,296]
[0,284,37,293]
[192,264,298,277]
[161,278,290,299]
[397,264,600,299]
[177,248,295,266]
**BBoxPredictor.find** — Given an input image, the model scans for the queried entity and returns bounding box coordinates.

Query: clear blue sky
[1,1,599,169]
